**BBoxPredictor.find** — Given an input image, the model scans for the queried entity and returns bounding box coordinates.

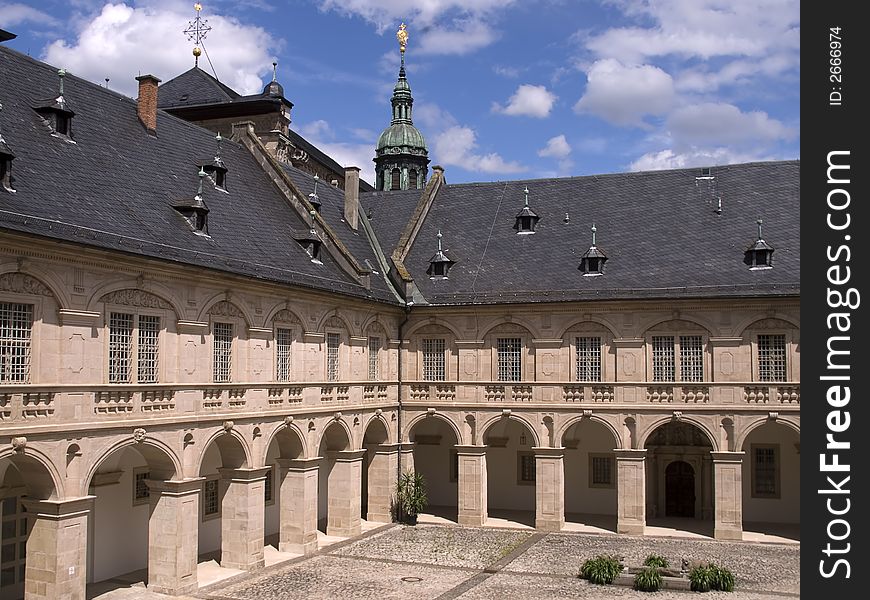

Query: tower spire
[184,3,212,67]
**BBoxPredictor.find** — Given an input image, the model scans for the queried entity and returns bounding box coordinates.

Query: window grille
[0,302,33,383]
[422,338,446,381]
[679,335,704,382]
[213,322,233,383]
[519,454,535,483]
[203,479,220,516]
[652,336,675,382]
[326,332,340,382]
[109,312,134,383]
[264,467,274,504]
[368,336,381,381]
[575,336,602,381]
[134,471,150,502]
[497,337,522,381]
[0,496,26,589]
[137,315,160,383]
[754,446,777,495]
[276,328,292,382]
[591,456,613,486]
[758,334,786,381]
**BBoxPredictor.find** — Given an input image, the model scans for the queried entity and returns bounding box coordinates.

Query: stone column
[456,445,487,526]
[400,442,415,475]
[367,444,399,522]
[20,497,92,600]
[534,447,564,532]
[711,451,745,540]
[276,458,320,555]
[615,449,646,535]
[326,450,365,537]
[145,479,202,595]
[219,467,270,570]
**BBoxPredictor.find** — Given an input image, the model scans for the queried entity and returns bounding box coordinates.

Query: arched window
[409,169,418,189]
[391,168,401,190]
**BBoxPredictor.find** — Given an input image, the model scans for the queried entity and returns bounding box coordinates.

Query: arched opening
[409,416,459,523]
[483,418,536,528]
[644,421,713,536]
[361,419,389,521]
[408,169,418,189]
[391,168,401,191]
[0,455,58,599]
[86,443,178,591]
[741,422,800,541]
[562,419,618,533]
[197,434,249,567]
[263,427,305,553]
[317,422,358,538]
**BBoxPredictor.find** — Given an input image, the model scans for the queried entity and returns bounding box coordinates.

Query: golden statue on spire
[396,22,408,53]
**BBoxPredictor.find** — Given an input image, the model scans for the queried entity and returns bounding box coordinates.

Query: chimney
[344,166,360,230]
[135,74,161,135]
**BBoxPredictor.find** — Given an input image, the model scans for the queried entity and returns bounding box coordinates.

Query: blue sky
[1,0,800,184]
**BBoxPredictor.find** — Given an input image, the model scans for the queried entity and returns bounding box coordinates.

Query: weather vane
[184,3,212,67]
[397,22,408,53]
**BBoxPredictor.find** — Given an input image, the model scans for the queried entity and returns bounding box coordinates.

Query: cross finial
[591,223,597,246]
[437,229,443,251]
[757,218,763,239]
[523,186,529,207]
[185,3,212,67]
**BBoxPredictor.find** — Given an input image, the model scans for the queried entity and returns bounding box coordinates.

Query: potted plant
[395,471,427,525]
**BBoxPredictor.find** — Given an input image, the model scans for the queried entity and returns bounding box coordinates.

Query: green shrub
[689,565,712,592]
[579,555,623,585]
[643,554,669,569]
[710,564,735,592]
[634,566,663,592]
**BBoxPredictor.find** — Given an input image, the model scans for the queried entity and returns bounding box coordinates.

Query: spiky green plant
[643,554,669,569]
[634,566,663,592]
[579,555,622,585]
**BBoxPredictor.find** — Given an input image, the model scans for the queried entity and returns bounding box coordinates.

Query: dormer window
[0,153,13,192]
[202,164,227,190]
[34,68,74,140]
[579,224,607,276]
[745,219,774,270]
[295,210,323,263]
[173,168,210,236]
[427,230,455,280]
[514,186,540,234]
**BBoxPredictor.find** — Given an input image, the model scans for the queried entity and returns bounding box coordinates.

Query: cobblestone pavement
[197,524,799,600]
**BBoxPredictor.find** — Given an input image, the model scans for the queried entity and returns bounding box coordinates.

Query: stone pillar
[534,447,564,531]
[276,458,320,555]
[615,449,646,535]
[712,451,745,540]
[456,445,487,526]
[145,479,201,595]
[219,467,270,571]
[326,450,365,537]
[400,442,415,475]
[20,497,93,600]
[367,444,399,522]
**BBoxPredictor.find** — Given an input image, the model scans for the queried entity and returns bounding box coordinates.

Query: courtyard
[90,523,800,600]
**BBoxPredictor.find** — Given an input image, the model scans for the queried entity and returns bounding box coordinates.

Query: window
[497,338,522,381]
[276,327,292,382]
[652,336,675,381]
[391,168,401,190]
[138,315,160,383]
[0,155,13,192]
[589,455,614,488]
[758,334,787,381]
[202,478,220,518]
[326,332,340,382]
[422,338,446,381]
[679,335,704,382]
[133,469,150,505]
[213,322,233,383]
[264,466,274,505]
[409,169,418,189]
[752,445,779,497]
[652,335,705,382]
[55,113,70,136]
[450,450,458,483]
[108,312,134,383]
[368,336,381,380]
[518,452,535,484]
[109,313,161,383]
[0,302,33,383]
[0,496,25,590]
[575,336,602,381]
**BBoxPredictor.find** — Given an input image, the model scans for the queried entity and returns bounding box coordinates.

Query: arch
[0,447,64,500]
[263,421,309,463]
[263,303,305,329]
[735,314,800,337]
[557,415,622,449]
[83,437,182,493]
[557,317,621,340]
[317,419,353,453]
[480,414,541,447]
[316,310,354,336]
[480,319,538,340]
[404,412,463,445]
[736,417,800,451]
[362,317,390,339]
[0,265,69,308]
[405,319,463,340]
[195,428,252,474]
[86,280,183,319]
[639,315,716,337]
[638,416,719,451]
[198,293,254,327]
[363,413,392,445]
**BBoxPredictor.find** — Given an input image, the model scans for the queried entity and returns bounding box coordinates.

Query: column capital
[371,443,402,454]
[532,446,565,458]
[326,449,367,462]
[710,451,745,463]
[145,478,204,496]
[276,457,322,471]
[614,448,647,461]
[218,467,271,482]
[21,496,95,519]
[454,444,487,456]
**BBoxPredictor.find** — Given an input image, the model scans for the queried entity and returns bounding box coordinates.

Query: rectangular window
[137,315,160,383]
[450,450,459,483]
[203,478,220,517]
[497,337,522,382]
[753,445,779,497]
[652,336,675,382]
[0,302,33,383]
[264,466,274,505]
[109,312,134,383]
[326,332,340,382]
[133,470,150,505]
[758,334,787,381]
[276,328,292,382]
[518,452,535,484]
[575,336,602,381]
[589,455,614,487]
[0,495,25,590]
[422,338,446,381]
[679,335,704,382]
[368,336,381,381]
[213,322,233,383]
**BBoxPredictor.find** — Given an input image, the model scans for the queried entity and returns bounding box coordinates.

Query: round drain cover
[402,576,424,583]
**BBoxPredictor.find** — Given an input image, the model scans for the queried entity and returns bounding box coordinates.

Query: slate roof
[157,66,240,108]
[0,46,395,304]
[360,189,422,252]
[364,161,800,305]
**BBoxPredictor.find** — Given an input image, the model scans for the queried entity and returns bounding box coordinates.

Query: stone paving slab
[502,532,800,594]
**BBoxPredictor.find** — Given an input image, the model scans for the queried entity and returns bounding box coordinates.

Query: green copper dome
[376,122,427,153]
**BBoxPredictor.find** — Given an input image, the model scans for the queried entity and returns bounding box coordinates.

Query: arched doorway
[263,426,306,552]
[665,461,695,517]
[409,416,459,522]
[317,422,361,537]
[361,418,389,522]
[483,418,537,527]
[562,419,618,532]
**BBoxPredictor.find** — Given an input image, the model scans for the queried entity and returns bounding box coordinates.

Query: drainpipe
[396,302,412,506]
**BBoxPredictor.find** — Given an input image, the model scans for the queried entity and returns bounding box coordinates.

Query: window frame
[647,332,709,382]
[212,321,234,383]
[325,330,342,382]
[201,475,221,521]
[496,337,523,382]
[517,451,536,486]
[367,336,381,381]
[132,467,151,506]
[751,443,780,498]
[588,453,615,489]
[263,464,276,506]
[574,336,603,382]
[274,326,294,383]
[0,301,35,384]
[105,308,164,384]
[421,337,447,381]
[755,333,789,382]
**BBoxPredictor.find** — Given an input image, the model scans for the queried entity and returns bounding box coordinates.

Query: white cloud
[666,103,796,146]
[493,84,556,118]
[414,102,458,130]
[538,135,571,159]
[299,119,334,140]
[0,3,60,28]
[493,65,521,78]
[417,19,499,56]
[41,2,274,97]
[433,126,526,174]
[574,59,674,127]
[629,148,772,172]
